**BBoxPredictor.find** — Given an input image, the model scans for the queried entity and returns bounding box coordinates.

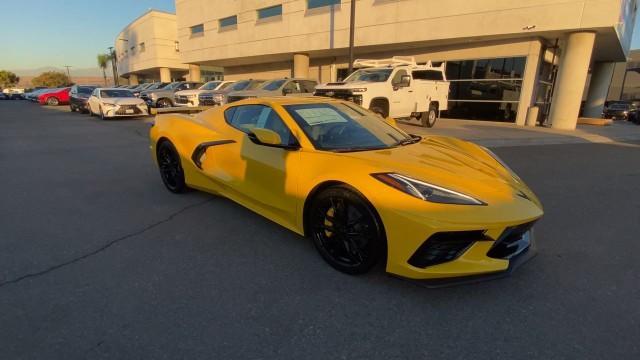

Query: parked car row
[603,100,640,124]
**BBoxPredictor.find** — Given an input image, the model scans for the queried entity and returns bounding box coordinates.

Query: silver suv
[226,78,317,103]
[140,81,203,108]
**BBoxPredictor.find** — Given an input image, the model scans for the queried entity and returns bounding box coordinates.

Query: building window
[219,15,238,29]
[258,5,282,19]
[308,0,340,9]
[190,24,204,37]
[443,57,526,122]
[139,42,145,52]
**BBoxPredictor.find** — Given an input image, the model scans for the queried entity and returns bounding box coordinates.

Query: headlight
[480,146,521,183]
[351,88,367,92]
[213,94,224,101]
[372,173,485,205]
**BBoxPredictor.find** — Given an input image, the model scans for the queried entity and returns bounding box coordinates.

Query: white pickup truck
[314,57,449,127]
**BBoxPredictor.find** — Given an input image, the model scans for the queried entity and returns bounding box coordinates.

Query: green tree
[97,53,111,86]
[0,70,20,88]
[31,71,70,87]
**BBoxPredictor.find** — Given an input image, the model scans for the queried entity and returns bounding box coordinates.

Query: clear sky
[1,0,640,72]
[0,0,175,71]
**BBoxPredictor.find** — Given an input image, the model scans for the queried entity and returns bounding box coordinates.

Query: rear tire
[157,141,188,193]
[308,186,385,274]
[46,97,59,106]
[420,104,438,128]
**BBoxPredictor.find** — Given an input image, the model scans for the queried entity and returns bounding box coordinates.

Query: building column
[516,39,543,126]
[129,74,139,85]
[160,67,171,82]
[548,32,596,130]
[583,62,616,118]
[293,53,310,78]
[189,65,201,82]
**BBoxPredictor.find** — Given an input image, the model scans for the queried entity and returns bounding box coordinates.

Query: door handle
[408,90,414,93]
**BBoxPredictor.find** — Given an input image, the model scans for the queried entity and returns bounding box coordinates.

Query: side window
[283,81,300,94]
[226,105,296,146]
[70,86,76,95]
[177,83,188,91]
[300,81,317,93]
[92,89,98,97]
[391,70,408,85]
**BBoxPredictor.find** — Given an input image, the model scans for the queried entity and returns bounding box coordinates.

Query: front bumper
[102,105,148,117]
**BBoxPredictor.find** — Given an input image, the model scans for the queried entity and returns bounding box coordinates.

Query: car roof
[97,87,132,91]
[232,96,345,106]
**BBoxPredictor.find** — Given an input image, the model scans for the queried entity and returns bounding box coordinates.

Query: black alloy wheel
[157,141,187,193]
[157,98,172,108]
[309,186,385,274]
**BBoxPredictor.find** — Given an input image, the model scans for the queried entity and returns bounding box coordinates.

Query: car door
[87,89,99,113]
[390,69,414,117]
[199,104,301,227]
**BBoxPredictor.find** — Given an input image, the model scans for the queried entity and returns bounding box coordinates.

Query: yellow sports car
[149,97,543,281]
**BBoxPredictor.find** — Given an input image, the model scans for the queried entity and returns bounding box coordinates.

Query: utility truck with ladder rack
[314,56,449,127]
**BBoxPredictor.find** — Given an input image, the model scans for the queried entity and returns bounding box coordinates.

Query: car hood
[228,89,278,97]
[103,98,145,105]
[175,89,203,96]
[338,136,541,207]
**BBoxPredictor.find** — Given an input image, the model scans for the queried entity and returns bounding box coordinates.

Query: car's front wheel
[46,97,59,106]
[157,141,187,193]
[308,186,385,274]
[157,98,172,108]
[70,104,76,112]
[99,106,106,120]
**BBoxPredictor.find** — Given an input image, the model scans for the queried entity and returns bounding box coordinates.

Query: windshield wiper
[397,135,422,146]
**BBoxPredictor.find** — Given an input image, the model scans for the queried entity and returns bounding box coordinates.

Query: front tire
[308,186,385,274]
[157,141,187,193]
[70,104,76,112]
[157,98,172,108]
[46,97,59,106]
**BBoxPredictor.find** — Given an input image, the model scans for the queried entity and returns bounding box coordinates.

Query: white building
[118,0,638,129]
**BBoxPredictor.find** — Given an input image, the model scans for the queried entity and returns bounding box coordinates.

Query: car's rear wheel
[308,186,385,274]
[157,141,187,193]
[420,104,438,128]
[46,97,59,106]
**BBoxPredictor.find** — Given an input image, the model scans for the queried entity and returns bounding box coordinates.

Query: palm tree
[97,54,110,86]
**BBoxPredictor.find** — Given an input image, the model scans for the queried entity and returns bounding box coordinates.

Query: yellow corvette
[149,97,543,281]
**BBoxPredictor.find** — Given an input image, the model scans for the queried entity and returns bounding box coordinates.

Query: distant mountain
[10,67,104,77]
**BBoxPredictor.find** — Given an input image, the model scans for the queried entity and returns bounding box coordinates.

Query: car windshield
[284,102,413,152]
[261,79,286,91]
[199,81,221,90]
[78,87,95,94]
[162,82,181,90]
[100,89,135,98]
[609,102,630,110]
[218,82,234,90]
[344,69,393,82]
[146,83,167,91]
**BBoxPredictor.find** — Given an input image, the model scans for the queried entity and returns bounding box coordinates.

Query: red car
[39,87,71,106]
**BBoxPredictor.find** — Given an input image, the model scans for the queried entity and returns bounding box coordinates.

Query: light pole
[64,65,72,84]
[347,0,356,75]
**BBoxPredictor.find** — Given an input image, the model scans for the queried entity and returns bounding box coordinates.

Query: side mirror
[248,128,282,146]
[399,75,411,87]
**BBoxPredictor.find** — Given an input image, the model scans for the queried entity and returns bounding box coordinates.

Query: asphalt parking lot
[1,100,639,359]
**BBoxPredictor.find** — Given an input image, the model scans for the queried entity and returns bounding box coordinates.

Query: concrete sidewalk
[399,118,640,147]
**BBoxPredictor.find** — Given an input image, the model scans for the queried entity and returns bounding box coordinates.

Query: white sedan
[87,88,149,119]
[174,80,235,107]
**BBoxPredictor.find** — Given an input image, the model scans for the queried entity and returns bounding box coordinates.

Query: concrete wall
[115,10,189,79]
[175,0,628,67]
